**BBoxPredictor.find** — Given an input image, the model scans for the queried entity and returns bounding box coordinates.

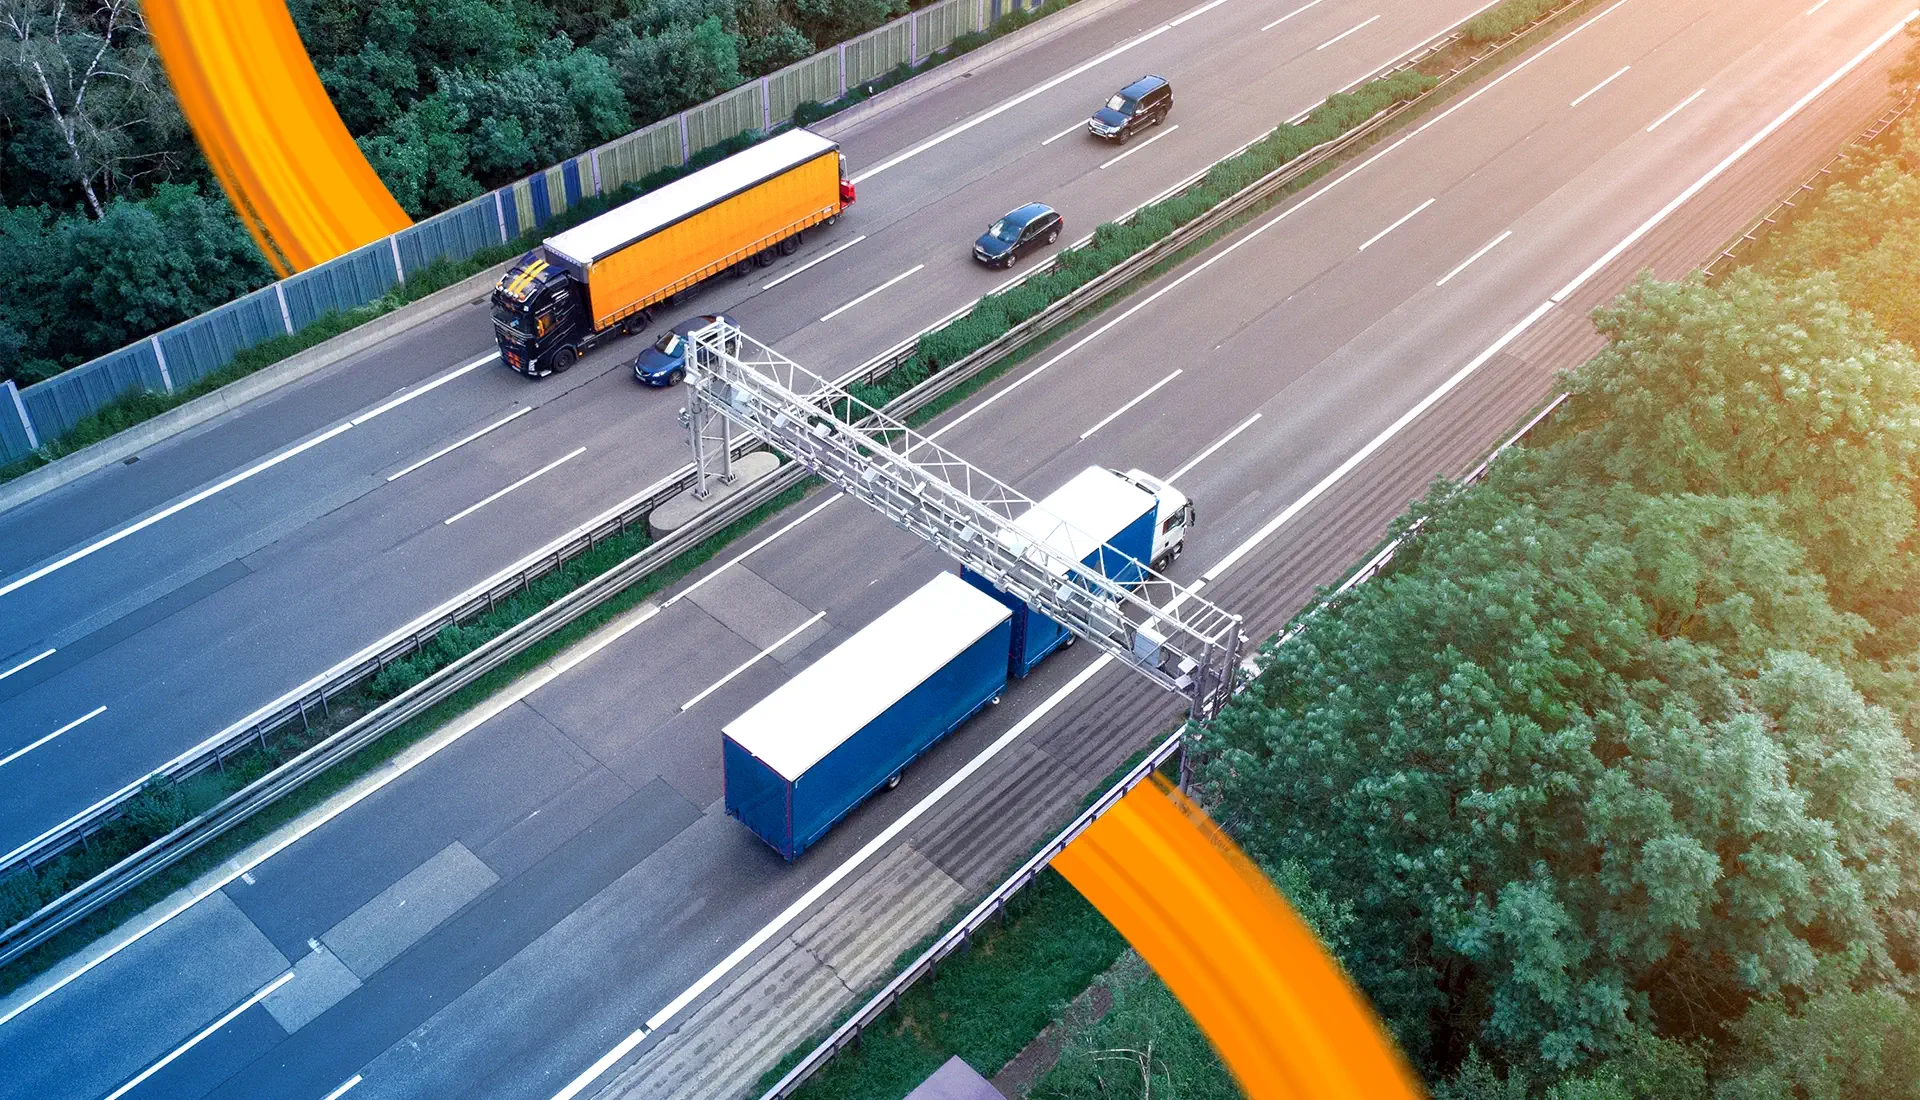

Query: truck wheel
[552,345,578,374]
[778,236,800,256]
[755,248,777,268]
[886,771,901,790]
[1170,543,1182,562]
[824,213,840,227]
[730,259,753,278]
[619,309,651,336]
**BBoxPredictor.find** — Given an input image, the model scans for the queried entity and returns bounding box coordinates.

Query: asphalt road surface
[0,0,1494,867]
[3,0,1913,1097]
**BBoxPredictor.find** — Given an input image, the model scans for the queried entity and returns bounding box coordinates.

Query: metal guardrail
[0,0,1586,970]
[1702,90,1918,280]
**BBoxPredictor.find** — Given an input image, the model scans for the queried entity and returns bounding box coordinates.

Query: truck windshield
[492,303,532,335]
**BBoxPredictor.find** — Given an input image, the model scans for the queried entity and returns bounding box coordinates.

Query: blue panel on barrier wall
[19,342,164,441]
[529,174,552,226]
[157,287,286,390]
[0,389,31,463]
[562,160,583,206]
[281,241,400,331]
[396,199,497,277]
[500,187,523,241]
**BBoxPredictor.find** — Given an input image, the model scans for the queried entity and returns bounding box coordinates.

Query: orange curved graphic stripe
[1053,777,1424,1100]
[145,1,411,276]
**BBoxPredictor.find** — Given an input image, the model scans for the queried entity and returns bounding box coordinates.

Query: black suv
[1088,75,1172,144]
[974,203,1064,268]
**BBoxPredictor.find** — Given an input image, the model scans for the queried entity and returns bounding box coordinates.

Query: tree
[1201,467,1920,1077]
[436,35,628,182]
[789,0,906,47]
[1715,989,1920,1100]
[1553,272,1920,609]
[357,94,481,217]
[0,0,185,216]
[597,15,743,122]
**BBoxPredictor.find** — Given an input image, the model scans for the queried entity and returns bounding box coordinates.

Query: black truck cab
[490,251,614,377]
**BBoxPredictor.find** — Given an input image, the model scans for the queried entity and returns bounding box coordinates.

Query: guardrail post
[149,336,173,397]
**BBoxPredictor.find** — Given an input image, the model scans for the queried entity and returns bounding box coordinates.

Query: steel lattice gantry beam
[679,321,1247,720]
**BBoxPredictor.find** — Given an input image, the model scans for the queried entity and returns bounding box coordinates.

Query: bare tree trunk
[2,0,140,219]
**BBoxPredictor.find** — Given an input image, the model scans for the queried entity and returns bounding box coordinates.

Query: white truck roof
[545,129,839,267]
[723,572,1011,782]
[1002,466,1157,570]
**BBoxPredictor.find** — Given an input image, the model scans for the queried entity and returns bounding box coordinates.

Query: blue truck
[963,466,1193,678]
[722,572,1014,861]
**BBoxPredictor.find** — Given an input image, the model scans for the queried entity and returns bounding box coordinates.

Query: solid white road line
[681,611,827,712]
[0,599,663,1032]
[1808,0,1833,12]
[1317,13,1380,50]
[1170,413,1261,480]
[821,265,924,322]
[852,0,1237,183]
[550,653,1116,1100]
[0,648,54,682]
[1570,64,1631,108]
[1080,370,1183,440]
[320,1076,364,1100]
[1041,121,1087,145]
[663,493,844,609]
[102,971,294,1100]
[1436,229,1513,285]
[1099,124,1181,169]
[443,446,586,525]
[0,421,354,601]
[351,353,499,427]
[1358,197,1435,251]
[0,706,105,771]
[1553,9,1918,305]
[763,235,868,290]
[1263,0,1327,32]
[1646,88,1705,132]
[387,407,531,482]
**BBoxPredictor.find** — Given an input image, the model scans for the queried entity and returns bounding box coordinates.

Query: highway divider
[0,0,1598,986]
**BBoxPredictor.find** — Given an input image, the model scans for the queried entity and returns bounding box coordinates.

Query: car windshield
[989,218,1021,242]
[654,333,683,356]
[1106,94,1133,113]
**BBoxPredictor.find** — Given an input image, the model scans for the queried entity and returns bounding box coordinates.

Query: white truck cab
[1111,467,1194,568]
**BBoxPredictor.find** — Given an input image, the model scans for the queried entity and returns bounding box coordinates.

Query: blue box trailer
[723,572,1014,861]
[962,467,1161,678]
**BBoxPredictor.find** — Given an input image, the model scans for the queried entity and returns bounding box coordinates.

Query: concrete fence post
[761,76,772,130]
[388,237,406,284]
[493,190,508,242]
[273,283,295,334]
[910,12,918,61]
[589,148,602,195]
[5,379,37,450]
[150,336,174,395]
[679,113,691,163]
[839,42,848,96]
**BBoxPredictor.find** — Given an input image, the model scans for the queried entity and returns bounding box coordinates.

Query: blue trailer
[963,466,1173,678]
[723,572,1014,861]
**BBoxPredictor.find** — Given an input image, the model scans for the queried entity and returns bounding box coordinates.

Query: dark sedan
[973,203,1063,269]
[633,313,738,386]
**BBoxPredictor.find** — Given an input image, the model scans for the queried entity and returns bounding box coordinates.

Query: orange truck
[489,128,855,377]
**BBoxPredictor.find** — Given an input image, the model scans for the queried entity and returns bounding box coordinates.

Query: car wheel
[1046,227,1059,245]
[667,368,684,387]
[886,771,902,790]
[1004,251,1016,268]
[1062,633,1075,648]
[1154,109,1166,126]
[552,345,578,373]
[1117,126,1131,145]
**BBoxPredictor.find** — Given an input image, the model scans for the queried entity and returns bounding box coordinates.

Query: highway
[2,1,1907,1098]
[0,0,1494,866]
